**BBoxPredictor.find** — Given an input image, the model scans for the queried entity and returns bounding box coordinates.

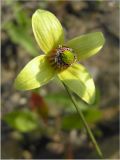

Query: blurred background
[1,0,119,159]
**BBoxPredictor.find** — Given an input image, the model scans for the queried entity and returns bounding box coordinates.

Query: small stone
[10,93,21,104]
[70,1,88,12]
[19,98,27,105]
[47,142,64,154]
[22,150,32,159]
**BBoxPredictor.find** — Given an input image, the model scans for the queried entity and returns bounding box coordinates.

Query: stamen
[47,45,76,71]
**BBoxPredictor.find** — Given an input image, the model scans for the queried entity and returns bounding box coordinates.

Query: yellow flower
[14,9,105,104]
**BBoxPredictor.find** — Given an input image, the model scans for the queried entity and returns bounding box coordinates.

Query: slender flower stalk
[63,82,103,158]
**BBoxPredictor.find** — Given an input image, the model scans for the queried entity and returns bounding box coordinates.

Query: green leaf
[14,55,55,90]
[62,109,102,130]
[12,3,30,27]
[45,92,70,105]
[66,32,105,61]
[3,110,39,132]
[58,63,95,104]
[2,2,39,57]
[45,91,89,112]
[4,22,39,56]
[32,9,64,54]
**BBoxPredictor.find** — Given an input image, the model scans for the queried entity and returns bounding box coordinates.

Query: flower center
[47,45,76,71]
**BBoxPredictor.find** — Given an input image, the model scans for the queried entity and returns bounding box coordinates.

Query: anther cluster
[47,45,76,71]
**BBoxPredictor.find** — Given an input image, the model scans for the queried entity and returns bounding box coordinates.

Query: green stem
[63,83,103,159]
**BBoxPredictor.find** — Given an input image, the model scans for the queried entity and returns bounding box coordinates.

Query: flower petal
[66,32,105,61]
[14,55,55,90]
[58,63,95,104]
[32,9,64,54]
